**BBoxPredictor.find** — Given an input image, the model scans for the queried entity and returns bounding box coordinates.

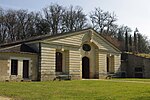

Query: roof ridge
[0,28,92,48]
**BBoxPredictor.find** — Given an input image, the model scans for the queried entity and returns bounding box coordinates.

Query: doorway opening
[23,60,29,79]
[82,57,90,79]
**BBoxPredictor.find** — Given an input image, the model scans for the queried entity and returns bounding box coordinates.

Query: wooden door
[56,52,63,72]
[82,57,90,79]
[23,60,29,78]
[107,57,109,72]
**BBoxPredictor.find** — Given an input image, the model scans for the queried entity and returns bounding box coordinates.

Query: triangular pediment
[91,31,121,53]
[41,29,120,53]
[42,29,92,46]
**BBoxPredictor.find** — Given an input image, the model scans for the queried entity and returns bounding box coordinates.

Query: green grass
[112,78,150,82]
[0,79,150,100]
[136,53,150,58]
[128,52,150,58]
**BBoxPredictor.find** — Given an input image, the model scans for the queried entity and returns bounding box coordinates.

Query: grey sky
[1,0,150,39]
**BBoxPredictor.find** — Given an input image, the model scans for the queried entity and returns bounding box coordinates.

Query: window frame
[11,59,18,75]
[135,67,143,72]
[82,44,91,51]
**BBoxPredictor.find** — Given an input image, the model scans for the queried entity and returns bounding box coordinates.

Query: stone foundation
[41,74,56,81]
[99,72,107,79]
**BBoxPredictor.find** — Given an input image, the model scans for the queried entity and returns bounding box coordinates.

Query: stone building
[0,29,121,81]
[121,53,150,78]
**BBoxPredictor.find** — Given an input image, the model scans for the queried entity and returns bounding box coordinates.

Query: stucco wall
[114,55,121,72]
[40,43,56,81]
[0,29,121,81]
[69,50,81,80]
[40,30,121,80]
[0,55,9,81]
[80,42,99,78]
[98,53,107,78]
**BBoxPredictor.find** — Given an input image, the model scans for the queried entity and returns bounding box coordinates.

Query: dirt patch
[0,96,12,100]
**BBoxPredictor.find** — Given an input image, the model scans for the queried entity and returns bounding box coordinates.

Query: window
[56,52,62,72]
[11,59,18,75]
[82,44,91,51]
[134,67,143,78]
[135,67,143,72]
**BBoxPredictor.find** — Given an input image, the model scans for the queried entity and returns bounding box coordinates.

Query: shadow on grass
[133,96,150,100]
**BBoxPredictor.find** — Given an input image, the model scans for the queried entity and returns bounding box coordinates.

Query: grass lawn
[136,53,150,58]
[0,79,150,100]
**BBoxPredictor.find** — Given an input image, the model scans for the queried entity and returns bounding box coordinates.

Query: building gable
[41,30,89,47]
[91,31,121,53]
[0,29,120,54]
[41,29,120,53]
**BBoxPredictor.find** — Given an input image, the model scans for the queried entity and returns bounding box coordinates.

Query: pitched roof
[0,28,121,52]
[0,43,37,54]
[101,34,123,51]
[0,28,92,48]
[0,44,21,52]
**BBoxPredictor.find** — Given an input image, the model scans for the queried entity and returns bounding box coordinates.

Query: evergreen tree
[134,29,138,52]
[117,29,124,41]
[125,30,129,52]
[129,35,132,52]
[138,33,141,52]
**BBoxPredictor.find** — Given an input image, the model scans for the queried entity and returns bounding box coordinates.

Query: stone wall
[0,52,38,81]
[121,54,150,78]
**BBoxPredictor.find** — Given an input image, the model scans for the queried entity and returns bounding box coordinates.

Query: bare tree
[15,9,30,39]
[0,7,7,43]
[0,5,149,53]
[106,12,117,34]
[33,11,50,35]
[73,6,87,31]
[90,8,117,34]
[3,9,18,42]
[43,4,65,34]
[61,6,87,32]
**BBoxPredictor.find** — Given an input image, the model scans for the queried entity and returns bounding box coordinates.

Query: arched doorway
[82,57,90,79]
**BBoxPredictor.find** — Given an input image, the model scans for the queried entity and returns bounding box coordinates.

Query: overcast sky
[1,0,150,39]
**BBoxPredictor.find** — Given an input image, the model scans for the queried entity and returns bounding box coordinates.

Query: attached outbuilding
[0,29,121,81]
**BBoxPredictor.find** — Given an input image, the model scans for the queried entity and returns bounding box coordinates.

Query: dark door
[82,57,90,79]
[107,57,109,72]
[23,60,29,78]
[56,52,63,72]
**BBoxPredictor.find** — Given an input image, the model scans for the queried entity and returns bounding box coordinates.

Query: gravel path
[0,96,12,100]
